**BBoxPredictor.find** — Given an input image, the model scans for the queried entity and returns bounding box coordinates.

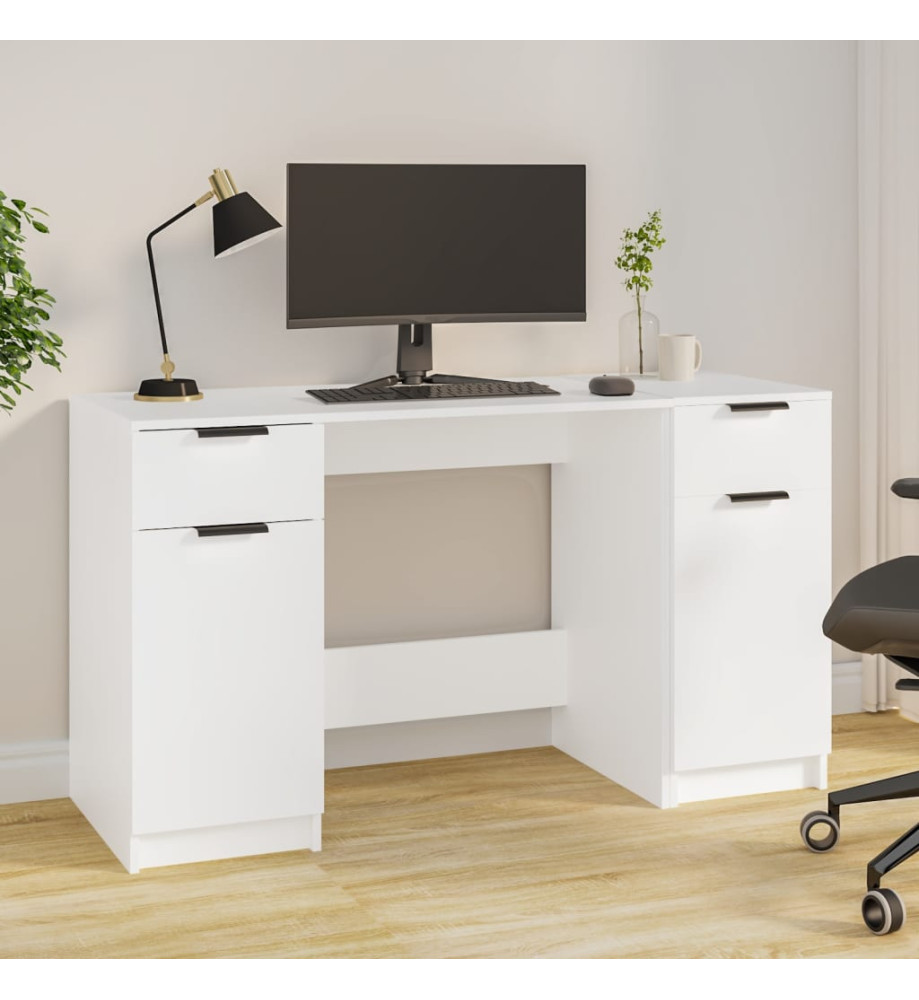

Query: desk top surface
[73,372,831,429]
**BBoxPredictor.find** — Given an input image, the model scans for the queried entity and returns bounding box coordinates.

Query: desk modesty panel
[70,373,832,872]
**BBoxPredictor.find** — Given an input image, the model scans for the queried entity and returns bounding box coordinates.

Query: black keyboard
[307,381,560,404]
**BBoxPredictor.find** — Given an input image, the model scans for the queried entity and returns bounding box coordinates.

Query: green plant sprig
[614,208,665,297]
[614,209,665,374]
[0,190,63,413]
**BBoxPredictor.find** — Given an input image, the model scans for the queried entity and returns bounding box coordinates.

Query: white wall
[0,41,857,746]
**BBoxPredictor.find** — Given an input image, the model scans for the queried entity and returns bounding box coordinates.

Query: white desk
[69,372,832,872]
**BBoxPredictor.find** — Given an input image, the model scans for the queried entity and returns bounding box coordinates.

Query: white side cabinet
[670,399,832,803]
[70,409,325,873]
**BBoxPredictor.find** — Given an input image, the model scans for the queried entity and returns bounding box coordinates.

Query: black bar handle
[727,401,790,412]
[195,522,270,537]
[727,491,790,503]
[195,425,270,438]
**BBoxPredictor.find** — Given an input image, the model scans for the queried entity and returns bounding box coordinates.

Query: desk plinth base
[674,754,828,805]
[113,814,322,874]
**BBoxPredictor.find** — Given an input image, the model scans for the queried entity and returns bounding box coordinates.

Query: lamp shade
[213,191,282,258]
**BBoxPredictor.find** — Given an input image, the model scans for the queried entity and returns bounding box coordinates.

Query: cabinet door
[673,490,831,772]
[132,520,323,834]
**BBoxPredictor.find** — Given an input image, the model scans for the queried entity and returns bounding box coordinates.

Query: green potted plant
[614,209,665,375]
[0,191,63,413]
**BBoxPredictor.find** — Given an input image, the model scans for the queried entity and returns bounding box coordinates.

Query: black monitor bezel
[285,163,587,330]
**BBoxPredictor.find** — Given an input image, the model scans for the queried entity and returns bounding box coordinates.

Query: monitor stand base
[349,323,513,392]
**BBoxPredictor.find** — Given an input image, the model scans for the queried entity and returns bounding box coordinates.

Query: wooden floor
[3,712,919,958]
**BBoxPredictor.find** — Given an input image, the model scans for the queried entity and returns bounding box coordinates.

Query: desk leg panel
[550,410,672,806]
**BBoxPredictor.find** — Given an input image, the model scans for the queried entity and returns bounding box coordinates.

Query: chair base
[825,769,919,889]
[867,821,919,891]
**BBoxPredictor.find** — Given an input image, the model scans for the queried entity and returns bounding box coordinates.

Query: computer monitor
[286,163,586,385]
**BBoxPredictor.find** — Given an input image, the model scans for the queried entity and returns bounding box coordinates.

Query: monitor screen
[286,164,586,328]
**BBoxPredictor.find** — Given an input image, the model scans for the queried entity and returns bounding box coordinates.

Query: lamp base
[134,377,203,402]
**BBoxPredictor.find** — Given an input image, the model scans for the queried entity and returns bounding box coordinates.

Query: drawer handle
[727,491,790,503]
[195,425,270,438]
[727,401,789,412]
[195,522,270,537]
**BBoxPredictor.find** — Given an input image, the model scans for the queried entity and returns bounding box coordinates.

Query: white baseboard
[0,741,69,805]
[832,660,864,716]
[0,666,865,806]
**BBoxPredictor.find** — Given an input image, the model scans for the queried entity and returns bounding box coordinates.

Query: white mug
[658,334,702,381]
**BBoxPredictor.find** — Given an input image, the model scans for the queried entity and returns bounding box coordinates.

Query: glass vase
[618,298,660,376]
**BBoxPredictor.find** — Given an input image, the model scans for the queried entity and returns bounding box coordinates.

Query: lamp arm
[145,191,215,363]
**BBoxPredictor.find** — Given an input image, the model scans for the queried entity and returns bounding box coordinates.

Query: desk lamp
[134,168,281,402]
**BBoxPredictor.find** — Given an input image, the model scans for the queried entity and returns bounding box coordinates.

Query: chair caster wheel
[800,810,840,852]
[862,888,906,935]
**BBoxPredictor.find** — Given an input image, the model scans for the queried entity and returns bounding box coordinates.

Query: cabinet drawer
[673,490,832,772]
[674,400,830,497]
[133,423,323,529]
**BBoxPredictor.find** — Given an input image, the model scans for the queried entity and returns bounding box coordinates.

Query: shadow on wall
[0,399,70,742]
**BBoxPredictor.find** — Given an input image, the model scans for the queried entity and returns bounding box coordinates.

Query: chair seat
[823,556,919,657]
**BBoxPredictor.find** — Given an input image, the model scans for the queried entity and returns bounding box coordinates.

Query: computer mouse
[589,375,635,396]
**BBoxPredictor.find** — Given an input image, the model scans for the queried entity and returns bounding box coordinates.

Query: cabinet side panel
[69,399,134,866]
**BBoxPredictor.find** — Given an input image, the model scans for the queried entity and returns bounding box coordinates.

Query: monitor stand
[348,323,511,391]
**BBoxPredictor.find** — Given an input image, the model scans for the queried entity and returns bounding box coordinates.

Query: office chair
[801,478,919,935]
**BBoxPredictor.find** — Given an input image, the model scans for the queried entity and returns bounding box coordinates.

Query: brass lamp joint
[208,168,239,202]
